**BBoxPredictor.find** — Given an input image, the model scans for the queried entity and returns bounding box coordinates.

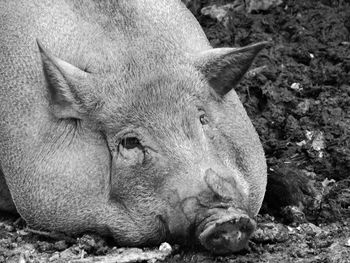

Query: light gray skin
[0,0,267,254]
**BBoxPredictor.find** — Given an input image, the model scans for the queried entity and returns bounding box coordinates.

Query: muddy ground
[1,0,349,262]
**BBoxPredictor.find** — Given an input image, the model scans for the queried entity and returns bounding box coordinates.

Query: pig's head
[37,40,267,255]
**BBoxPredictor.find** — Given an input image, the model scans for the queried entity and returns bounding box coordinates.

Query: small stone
[22,244,35,252]
[10,242,18,249]
[281,205,307,224]
[37,241,53,252]
[4,225,14,232]
[201,4,230,23]
[345,238,350,247]
[311,131,325,151]
[296,140,307,146]
[290,82,302,92]
[78,234,97,253]
[18,254,26,263]
[297,99,311,114]
[17,230,29,236]
[49,252,60,262]
[54,240,68,251]
[159,242,172,254]
[296,249,308,258]
[315,239,332,248]
[77,234,108,255]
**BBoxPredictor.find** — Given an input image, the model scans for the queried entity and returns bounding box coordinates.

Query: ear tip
[251,41,273,51]
[36,39,44,51]
[226,41,272,56]
[257,40,273,47]
[36,39,50,58]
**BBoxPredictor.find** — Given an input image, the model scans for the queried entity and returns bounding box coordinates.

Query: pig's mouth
[195,207,256,255]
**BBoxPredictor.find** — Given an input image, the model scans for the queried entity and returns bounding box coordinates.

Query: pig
[0,0,267,255]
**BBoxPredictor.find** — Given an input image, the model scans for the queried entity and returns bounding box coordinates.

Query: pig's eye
[118,136,145,163]
[200,114,209,125]
[121,137,142,149]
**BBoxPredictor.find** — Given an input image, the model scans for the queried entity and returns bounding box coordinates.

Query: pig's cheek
[161,189,192,240]
[162,189,209,242]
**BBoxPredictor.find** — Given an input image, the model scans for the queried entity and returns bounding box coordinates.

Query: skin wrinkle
[57,120,79,149]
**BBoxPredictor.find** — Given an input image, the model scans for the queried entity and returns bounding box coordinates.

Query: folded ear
[196,42,269,97]
[37,39,96,119]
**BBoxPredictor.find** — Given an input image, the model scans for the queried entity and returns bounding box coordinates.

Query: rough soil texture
[1,0,349,262]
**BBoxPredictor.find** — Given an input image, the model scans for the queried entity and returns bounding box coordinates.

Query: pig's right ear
[195,42,268,97]
[37,40,96,120]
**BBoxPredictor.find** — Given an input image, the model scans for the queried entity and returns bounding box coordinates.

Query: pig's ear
[37,39,96,119]
[196,42,269,97]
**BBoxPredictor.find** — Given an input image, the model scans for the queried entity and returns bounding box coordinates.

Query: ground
[1,0,349,262]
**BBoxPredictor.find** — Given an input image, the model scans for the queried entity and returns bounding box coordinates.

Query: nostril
[236,231,242,241]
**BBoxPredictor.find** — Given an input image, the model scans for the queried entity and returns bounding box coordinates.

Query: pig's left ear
[196,42,269,97]
[37,39,99,120]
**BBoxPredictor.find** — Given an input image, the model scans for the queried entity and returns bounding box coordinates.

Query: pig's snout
[196,169,256,254]
[197,211,256,255]
[164,168,256,254]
